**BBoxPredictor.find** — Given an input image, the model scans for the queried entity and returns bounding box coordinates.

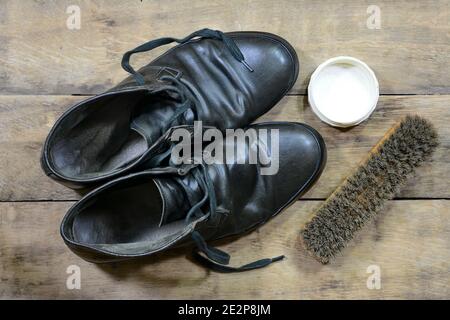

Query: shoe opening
[46,89,183,180]
[62,175,190,256]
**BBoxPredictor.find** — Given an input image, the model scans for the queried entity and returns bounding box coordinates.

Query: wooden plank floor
[0,0,449,299]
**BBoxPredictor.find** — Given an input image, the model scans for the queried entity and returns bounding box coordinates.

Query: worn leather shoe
[42,28,299,188]
[60,122,326,272]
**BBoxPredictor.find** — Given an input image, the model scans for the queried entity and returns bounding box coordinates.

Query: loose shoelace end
[271,255,285,263]
[241,60,254,72]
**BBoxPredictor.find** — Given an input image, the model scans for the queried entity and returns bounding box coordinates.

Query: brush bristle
[301,115,438,264]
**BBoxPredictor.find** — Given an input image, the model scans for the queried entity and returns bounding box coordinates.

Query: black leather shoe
[42,28,299,188]
[60,122,326,272]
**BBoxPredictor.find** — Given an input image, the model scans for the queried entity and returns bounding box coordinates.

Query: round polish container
[308,56,379,127]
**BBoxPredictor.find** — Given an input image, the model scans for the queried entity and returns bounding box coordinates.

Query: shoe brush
[301,115,438,264]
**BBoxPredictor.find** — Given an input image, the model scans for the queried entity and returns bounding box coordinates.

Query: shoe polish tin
[308,56,379,127]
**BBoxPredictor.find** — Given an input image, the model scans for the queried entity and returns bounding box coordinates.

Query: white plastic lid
[308,56,379,127]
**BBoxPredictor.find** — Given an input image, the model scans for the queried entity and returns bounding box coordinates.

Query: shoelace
[152,145,285,273]
[123,28,253,132]
[157,75,199,132]
[122,28,254,86]
[122,29,282,271]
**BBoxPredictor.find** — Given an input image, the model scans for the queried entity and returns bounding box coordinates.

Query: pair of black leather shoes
[42,29,326,272]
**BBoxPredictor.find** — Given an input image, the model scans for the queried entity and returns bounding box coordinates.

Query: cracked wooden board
[0,200,449,299]
[0,95,448,201]
[0,0,449,95]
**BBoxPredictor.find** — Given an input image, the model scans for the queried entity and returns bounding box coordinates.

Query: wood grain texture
[0,0,449,95]
[0,95,448,201]
[0,200,449,299]
[0,1,449,301]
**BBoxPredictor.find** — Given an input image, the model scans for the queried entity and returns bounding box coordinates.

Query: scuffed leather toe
[253,122,326,209]
[232,32,299,89]
[230,31,299,112]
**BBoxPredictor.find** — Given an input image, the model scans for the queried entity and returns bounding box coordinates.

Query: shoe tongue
[130,74,197,147]
[130,94,181,147]
[154,175,204,226]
